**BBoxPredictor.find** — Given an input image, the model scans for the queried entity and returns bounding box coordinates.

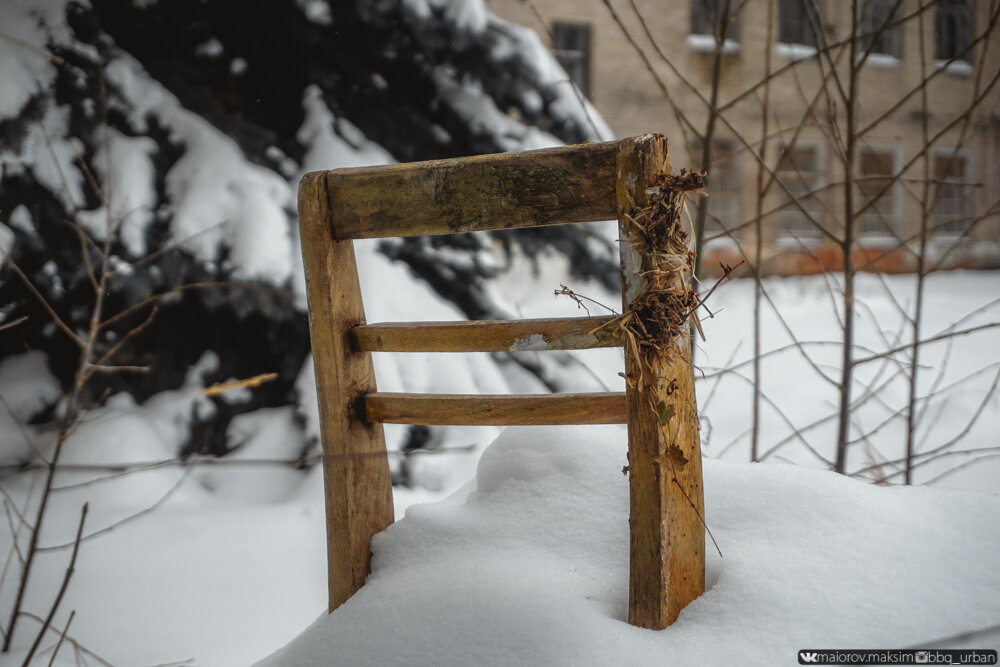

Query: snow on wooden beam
[351,316,621,353]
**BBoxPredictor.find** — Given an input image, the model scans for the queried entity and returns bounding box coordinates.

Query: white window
[936,0,974,62]
[693,139,740,233]
[933,152,973,234]
[778,0,823,47]
[859,0,900,58]
[857,148,900,237]
[775,143,825,239]
[552,22,591,97]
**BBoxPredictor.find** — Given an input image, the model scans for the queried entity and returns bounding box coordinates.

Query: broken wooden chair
[297,134,704,629]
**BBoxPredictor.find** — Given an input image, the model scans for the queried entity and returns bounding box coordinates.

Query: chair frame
[297,134,704,629]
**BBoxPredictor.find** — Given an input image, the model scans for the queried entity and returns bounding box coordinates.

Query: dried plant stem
[833,0,861,475]
[15,611,112,666]
[45,608,74,667]
[1,423,73,652]
[21,504,87,665]
[905,1,933,485]
[752,0,775,463]
[4,89,118,650]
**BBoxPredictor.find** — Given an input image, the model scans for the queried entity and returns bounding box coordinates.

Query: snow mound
[0,350,60,425]
[258,425,1000,666]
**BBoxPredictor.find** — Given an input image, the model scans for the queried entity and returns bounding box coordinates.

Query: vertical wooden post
[298,173,395,612]
[616,134,705,629]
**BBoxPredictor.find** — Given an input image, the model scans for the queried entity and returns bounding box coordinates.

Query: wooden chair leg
[299,173,395,612]
[616,135,706,629]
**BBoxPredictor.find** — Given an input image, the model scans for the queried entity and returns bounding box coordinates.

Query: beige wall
[488,0,1000,273]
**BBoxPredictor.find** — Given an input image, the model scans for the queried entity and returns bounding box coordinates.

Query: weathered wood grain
[314,140,621,239]
[298,172,395,613]
[351,316,621,353]
[364,392,627,425]
[616,134,706,629]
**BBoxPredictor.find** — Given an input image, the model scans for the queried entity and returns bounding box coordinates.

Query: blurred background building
[488,0,1000,274]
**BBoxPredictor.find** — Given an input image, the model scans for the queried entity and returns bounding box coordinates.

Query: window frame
[551,21,592,98]
[935,0,974,64]
[932,148,974,237]
[692,138,742,236]
[774,140,827,242]
[856,145,903,241]
[777,0,824,51]
[858,0,901,60]
[689,0,742,54]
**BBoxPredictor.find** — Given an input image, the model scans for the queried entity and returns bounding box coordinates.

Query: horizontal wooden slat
[304,138,636,240]
[363,392,627,425]
[351,316,621,353]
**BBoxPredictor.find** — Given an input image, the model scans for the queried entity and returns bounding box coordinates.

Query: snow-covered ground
[259,426,1000,666]
[1,269,999,664]
[1,2,998,661]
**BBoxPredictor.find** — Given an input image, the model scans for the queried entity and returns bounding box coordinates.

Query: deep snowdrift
[257,425,1000,666]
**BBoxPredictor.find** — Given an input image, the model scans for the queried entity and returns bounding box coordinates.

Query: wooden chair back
[297,134,704,629]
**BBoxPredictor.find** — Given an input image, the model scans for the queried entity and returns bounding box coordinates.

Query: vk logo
[799,652,820,664]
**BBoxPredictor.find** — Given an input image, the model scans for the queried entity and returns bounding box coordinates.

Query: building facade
[488,0,1000,274]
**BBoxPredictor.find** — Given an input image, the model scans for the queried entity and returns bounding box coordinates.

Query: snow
[489,19,613,141]
[0,351,60,464]
[200,407,307,503]
[776,42,819,61]
[8,204,34,234]
[432,65,563,152]
[401,0,490,36]
[509,333,548,351]
[257,425,1000,666]
[296,0,332,26]
[230,56,248,75]
[77,129,158,257]
[485,260,1000,494]
[0,1,83,207]
[862,53,902,69]
[104,55,297,282]
[688,271,1000,493]
[687,34,742,55]
[0,351,61,425]
[2,271,999,664]
[1,104,86,209]
[391,0,613,144]
[297,85,395,174]
[0,0,62,118]
[442,0,489,35]
[935,59,975,76]
[352,237,512,491]
[2,0,999,662]
[0,223,14,265]
[54,395,207,510]
[195,37,224,57]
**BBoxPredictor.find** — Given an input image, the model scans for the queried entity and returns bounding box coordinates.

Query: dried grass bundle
[595,169,708,388]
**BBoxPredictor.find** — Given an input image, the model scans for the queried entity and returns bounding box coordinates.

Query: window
[690,0,741,42]
[693,139,740,233]
[552,22,591,97]
[937,0,973,62]
[933,152,972,234]
[775,143,825,238]
[859,0,900,57]
[778,0,823,47]
[857,148,899,237]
